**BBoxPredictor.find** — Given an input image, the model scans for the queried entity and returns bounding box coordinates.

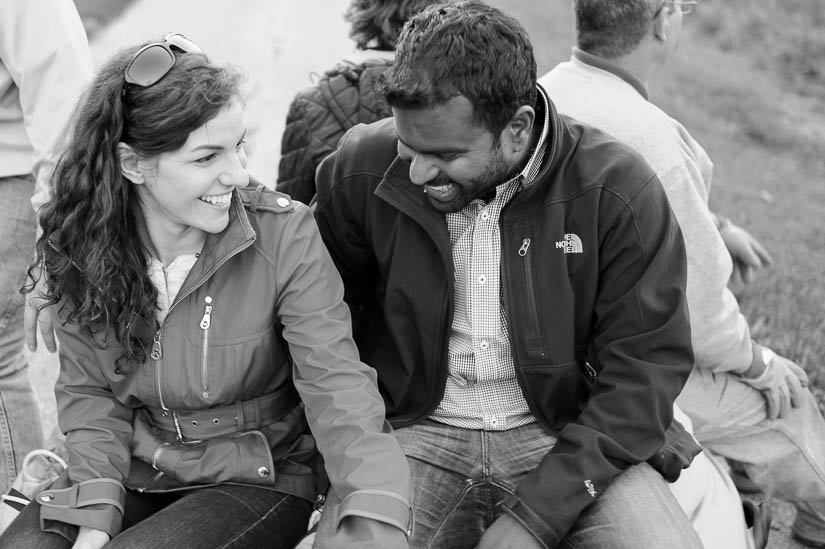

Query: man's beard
[424,149,520,213]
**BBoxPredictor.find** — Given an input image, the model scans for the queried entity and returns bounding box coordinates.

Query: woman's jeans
[0,483,313,548]
[0,175,43,493]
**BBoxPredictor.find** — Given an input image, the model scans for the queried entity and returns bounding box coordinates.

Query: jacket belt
[146,384,300,442]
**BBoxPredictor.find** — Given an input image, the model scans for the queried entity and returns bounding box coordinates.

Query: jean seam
[424,480,480,546]
[218,491,295,548]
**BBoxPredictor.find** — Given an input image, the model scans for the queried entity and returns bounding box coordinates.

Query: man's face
[393,96,520,213]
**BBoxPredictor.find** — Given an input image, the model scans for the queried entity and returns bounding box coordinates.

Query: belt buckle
[172,411,203,445]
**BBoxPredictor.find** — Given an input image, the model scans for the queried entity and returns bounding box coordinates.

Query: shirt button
[479,340,490,350]
[479,211,490,221]
[477,275,487,285]
[257,466,270,478]
[489,417,499,427]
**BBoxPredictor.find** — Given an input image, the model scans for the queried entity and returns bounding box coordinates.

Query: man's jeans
[0,483,312,548]
[318,420,701,548]
[678,367,825,541]
[0,175,43,493]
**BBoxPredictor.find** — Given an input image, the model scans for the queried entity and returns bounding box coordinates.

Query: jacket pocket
[520,361,590,428]
[155,431,276,486]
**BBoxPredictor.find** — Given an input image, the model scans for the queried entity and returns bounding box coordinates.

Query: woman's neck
[137,213,206,267]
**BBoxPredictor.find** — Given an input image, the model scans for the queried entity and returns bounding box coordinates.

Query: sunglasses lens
[125,44,175,87]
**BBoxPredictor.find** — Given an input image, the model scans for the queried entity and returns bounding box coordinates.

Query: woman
[2,34,410,549]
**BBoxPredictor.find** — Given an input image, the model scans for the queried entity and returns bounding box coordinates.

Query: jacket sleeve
[502,174,695,547]
[313,140,380,341]
[39,305,134,539]
[272,204,411,536]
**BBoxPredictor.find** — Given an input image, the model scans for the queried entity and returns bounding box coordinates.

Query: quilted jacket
[277,54,394,204]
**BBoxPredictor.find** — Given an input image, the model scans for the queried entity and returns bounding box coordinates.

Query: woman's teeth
[199,193,232,206]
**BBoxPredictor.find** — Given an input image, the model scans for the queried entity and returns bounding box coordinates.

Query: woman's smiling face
[134,97,250,243]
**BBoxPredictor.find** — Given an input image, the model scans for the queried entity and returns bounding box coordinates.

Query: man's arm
[500,173,696,546]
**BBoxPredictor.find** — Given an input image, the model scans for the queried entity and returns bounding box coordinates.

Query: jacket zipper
[199,296,213,398]
[518,237,545,357]
[150,239,253,412]
[152,330,167,410]
[584,360,597,381]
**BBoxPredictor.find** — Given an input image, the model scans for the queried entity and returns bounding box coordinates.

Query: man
[314,2,705,546]
[0,0,92,493]
[540,1,825,546]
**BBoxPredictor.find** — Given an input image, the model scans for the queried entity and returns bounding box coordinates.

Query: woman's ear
[117,143,147,185]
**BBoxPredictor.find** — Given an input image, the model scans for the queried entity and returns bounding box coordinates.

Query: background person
[1,34,410,549]
[0,0,92,493]
[277,0,446,205]
[540,1,825,546]
[314,2,705,547]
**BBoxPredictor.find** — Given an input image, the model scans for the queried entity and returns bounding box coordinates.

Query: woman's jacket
[37,185,410,539]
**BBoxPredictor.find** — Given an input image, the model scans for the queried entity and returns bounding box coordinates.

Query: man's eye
[436,153,459,161]
[236,139,246,150]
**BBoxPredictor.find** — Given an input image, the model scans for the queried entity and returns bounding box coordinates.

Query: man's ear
[501,105,536,155]
[117,143,147,184]
[653,4,670,42]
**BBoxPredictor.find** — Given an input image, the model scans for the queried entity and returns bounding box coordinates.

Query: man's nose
[408,154,439,186]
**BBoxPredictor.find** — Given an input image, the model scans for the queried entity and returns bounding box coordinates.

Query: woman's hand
[71,526,110,549]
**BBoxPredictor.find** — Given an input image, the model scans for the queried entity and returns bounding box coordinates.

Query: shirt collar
[572,47,650,100]
[519,85,551,186]
[473,85,551,206]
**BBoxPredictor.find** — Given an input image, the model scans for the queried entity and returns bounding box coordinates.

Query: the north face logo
[555,233,583,254]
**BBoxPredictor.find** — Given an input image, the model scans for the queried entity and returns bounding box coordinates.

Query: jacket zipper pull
[150,331,162,360]
[584,360,597,381]
[518,238,531,257]
[200,296,213,329]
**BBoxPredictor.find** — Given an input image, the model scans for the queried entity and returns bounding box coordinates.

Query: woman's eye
[197,153,218,164]
[236,139,247,150]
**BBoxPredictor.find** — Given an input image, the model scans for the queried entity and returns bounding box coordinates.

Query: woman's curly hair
[344,0,447,50]
[25,38,243,370]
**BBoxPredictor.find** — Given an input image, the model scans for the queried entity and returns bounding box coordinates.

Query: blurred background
[28,0,825,546]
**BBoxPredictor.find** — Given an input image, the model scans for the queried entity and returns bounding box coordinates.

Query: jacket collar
[171,188,256,309]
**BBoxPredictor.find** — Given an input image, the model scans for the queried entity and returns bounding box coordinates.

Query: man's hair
[575,0,663,58]
[380,0,537,137]
[345,0,447,51]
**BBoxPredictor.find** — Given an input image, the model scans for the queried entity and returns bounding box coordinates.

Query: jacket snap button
[191,420,198,426]
[276,197,289,207]
[41,493,54,501]
[213,418,220,424]
[257,466,270,478]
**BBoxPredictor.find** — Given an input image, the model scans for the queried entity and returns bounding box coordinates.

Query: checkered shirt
[430,87,550,431]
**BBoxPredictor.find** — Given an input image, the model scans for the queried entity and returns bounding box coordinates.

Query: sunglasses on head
[124,33,203,87]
